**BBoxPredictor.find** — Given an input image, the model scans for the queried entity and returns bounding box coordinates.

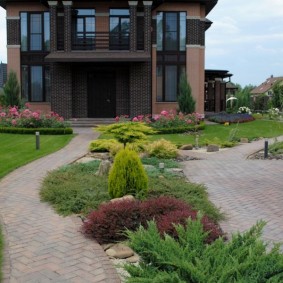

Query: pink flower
[0,112,6,117]
[115,116,120,122]
[153,114,160,121]
[11,119,17,126]
[132,117,139,122]
[186,119,192,124]
[25,103,31,109]
[137,115,144,121]
[160,110,168,116]
[32,112,40,119]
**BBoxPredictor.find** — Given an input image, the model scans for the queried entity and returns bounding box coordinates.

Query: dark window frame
[20,11,50,52]
[21,64,50,102]
[71,9,96,50]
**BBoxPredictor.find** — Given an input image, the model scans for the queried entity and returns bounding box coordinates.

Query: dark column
[214,79,221,113]
[48,1,58,52]
[143,1,152,52]
[220,82,226,111]
[128,1,137,52]
[63,1,72,52]
[207,81,214,112]
[6,17,20,45]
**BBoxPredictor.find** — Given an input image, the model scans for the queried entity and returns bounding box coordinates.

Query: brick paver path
[0,128,121,283]
[182,136,283,247]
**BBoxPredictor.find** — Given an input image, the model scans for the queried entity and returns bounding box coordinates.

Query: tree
[271,82,283,110]
[235,84,255,109]
[3,70,20,107]
[177,73,195,114]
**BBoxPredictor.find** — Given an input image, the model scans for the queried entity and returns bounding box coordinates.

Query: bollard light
[159,162,165,172]
[35,131,40,150]
[195,134,199,150]
[264,138,268,159]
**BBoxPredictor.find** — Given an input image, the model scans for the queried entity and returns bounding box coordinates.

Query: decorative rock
[109,244,134,259]
[180,144,193,150]
[75,157,96,164]
[106,248,117,257]
[207,144,219,152]
[110,195,135,203]
[240,138,249,143]
[89,152,110,160]
[101,243,115,251]
[95,160,111,176]
[125,254,140,263]
[143,164,155,170]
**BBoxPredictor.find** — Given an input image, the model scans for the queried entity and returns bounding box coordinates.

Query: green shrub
[146,139,178,159]
[108,148,148,198]
[3,70,20,107]
[89,139,121,152]
[124,219,283,282]
[205,137,236,148]
[0,127,73,135]
[155,123,205,134]
[97,122,156,147]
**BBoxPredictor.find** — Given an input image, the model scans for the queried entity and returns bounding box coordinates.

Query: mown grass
[148,120,283,146]
[40,160,222,221]
[0,133,74,179]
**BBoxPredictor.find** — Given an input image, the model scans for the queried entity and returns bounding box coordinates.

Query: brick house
[1,0,218,118]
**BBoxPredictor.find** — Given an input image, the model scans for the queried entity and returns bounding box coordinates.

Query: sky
[0,0,283,87]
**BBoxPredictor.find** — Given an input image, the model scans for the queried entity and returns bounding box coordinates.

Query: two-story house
[1,0,218,118]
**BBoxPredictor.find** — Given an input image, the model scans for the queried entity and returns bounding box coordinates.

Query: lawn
[148,120,283,146]
[0,133,74,179]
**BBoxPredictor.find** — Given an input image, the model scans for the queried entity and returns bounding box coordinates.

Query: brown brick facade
[187,18,205,46]
[129,3,137,51]
[49,4,57,52]
[63,3,72,52]
[7,19,20,45]
[116,69,130,116]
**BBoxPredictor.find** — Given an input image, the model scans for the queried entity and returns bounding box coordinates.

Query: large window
[72,9,95,50]
[21,65,50,102]
[109,9,130,50]
[157,12,186,51]
[20,12,50,52]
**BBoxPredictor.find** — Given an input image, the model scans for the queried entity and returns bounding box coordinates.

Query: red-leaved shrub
[82,196,223,244]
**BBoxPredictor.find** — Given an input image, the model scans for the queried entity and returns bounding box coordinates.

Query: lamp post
[264,138,268,159]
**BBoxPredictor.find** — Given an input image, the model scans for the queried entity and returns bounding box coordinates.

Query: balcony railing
[71,32,130,51]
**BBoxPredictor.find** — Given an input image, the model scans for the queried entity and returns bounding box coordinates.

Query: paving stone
[0,128,121,282]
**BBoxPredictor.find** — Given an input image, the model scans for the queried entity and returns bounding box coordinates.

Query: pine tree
[177,73,195,114]
[4,70,20,107]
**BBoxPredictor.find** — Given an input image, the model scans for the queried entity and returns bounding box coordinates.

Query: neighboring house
[251,75,283,97]
[1,0,219,118]
[0,62,7,88]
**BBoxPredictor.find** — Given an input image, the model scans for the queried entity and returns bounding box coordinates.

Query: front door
[87,72,116,118]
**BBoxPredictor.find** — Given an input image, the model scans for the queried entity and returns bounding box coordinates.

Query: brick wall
[187,18,205,46]
[130,62,151,117]
[116,69,130,116]
[7,19,20,45]
[51,63,72,118]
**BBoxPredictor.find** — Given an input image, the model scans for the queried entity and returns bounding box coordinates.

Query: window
[157,64,185,102]
[109,9,130,50]
[20,12,50,52]
[156,12,186,51]
[72,9,95,50]
[21,65,50,102]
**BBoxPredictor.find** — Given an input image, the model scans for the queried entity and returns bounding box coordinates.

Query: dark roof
[205,69,233,80]
[251,76,283,95]
[45,51,151,63]
[1,0,218,15]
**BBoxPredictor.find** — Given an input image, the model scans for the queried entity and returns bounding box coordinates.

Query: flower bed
[116,110,203,134]
[208,112,254,124]
[0,105,70,129]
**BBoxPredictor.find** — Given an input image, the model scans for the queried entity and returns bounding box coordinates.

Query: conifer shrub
[108,148,148,198]
[89,139,122,152]
[125,220,283,282]
[82,196,223,244]
[146,138,178,159]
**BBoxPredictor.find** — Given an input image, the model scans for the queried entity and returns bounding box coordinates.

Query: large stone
[207,144,219,152]
[180,144,193,150]
[143,164,155,170]
[110,195,135,203]
[126,254,140,263]
[109,244,134,259]
[95,160,111,176]
[240,138,249,143]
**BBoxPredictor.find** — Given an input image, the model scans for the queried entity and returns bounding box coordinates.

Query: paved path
[0,128,121,283]
[182,136,283,247]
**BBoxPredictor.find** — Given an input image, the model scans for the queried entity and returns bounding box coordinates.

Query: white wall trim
[7,45,21,48]
[48,1,58,6]
[6,16,20,20]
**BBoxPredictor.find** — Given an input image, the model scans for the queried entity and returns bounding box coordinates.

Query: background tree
[271,82,283,110]
[235,84,255,108]
[3,70,20,107]
[177,73,195,114]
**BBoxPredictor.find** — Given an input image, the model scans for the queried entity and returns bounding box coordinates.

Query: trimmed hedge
[154,123,205,134]
[0,127,73,135]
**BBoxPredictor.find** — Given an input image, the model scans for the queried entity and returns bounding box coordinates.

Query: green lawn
[148,120,283,146]
[0,133,74,179]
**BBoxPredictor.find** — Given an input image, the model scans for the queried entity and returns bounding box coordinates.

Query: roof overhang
[45,51,151,63]
[205,69,233,80]
[1,0,218,15]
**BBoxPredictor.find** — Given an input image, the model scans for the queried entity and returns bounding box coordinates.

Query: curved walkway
[182,136,283,247]
[0,128,121,283]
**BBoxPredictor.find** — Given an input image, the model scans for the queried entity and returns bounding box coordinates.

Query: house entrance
[87,72,116,118]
